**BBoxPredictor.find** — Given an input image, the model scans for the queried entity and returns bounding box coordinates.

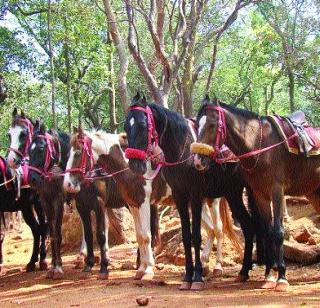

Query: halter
[28,133,61,178]
[65,135,95,177]
[125,105,159,161]
[205,105,227,158]
[9,118,34,159]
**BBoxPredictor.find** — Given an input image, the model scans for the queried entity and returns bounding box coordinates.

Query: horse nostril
[68,182,71,187]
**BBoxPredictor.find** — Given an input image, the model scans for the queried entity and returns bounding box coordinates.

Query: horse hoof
[261,280,277,289]
[97,272,109,280]
[179,281,192,291]
[275,279,289,292]
[202,266,209,277]
[141,272,154,281]
[53,268,64,280]
[134,271,145,280]
[190,282,205,291]
[234,274,249,282]
[212,268,223,277]
[26,263,36,272]
[46,269,54,279]
[39,261,48,271]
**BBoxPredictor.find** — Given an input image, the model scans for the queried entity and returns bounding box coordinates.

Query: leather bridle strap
[125,105,159,160]
[205,105,227,157]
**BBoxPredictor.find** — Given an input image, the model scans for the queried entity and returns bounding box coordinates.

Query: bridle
[125,105,159,161]
[65,135,94,178]
[204,105,227,159]
[8,118,34,160]
[28,133,62,178]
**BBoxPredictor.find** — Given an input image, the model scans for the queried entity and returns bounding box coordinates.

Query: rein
[125,105,194,172]
[9,118,34,159]
[193,105,299,169]
[28,133,62,179]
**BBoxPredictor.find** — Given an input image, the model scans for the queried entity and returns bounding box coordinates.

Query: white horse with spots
[63,129,241,279]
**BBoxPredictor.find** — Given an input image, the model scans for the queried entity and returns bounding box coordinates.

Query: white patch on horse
[63,148,79,192]
[30,143,36,151]
[198,116,207,136]
[130,117,135,127]
[187,121,197,142]
[87,130,120,163]
[7,126,23,162]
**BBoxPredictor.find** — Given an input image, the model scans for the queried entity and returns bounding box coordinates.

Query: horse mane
[12,114,35,126]
[48,129,71,170]
[148,103,189,146]
[220,102,260,119]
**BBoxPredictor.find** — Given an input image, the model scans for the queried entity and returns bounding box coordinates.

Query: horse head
[8,108,35,169]
[124,93,156,175]
[28,122,64,187]
[191,95,223,171]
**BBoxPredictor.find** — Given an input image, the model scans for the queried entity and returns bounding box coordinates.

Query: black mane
[220,102,260,120]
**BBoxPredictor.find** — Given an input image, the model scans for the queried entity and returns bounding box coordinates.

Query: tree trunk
[107,32,117,132]
[288,69,295,113]
[47,0,56,128]
[64,43,72,133]
[102,0,130,112]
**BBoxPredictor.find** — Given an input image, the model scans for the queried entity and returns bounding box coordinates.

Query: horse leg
[34,199,48,270]
[52,199,64,280]
[175,194,193,290]
[226,192,253,282]
[200,201,215,277]
[76,204,94,275]
[21,207,41,272]
[0,221,3,273]
[272,186,289,291]
[190,196,204,291]
[211,199,223,277]
[130,200,154,281]
[95,197,109,280]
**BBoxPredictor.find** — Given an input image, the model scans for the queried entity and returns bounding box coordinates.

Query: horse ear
[12,107,17,117]
[130,92,141,106]
[40,123,46,134]
[202,94,211,105]
[141,95,147,106]
[118,133,128,147]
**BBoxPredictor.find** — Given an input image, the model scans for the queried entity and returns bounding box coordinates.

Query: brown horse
[193,96,320,291]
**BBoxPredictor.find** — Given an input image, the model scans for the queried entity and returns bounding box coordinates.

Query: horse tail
[220,198,243,254]
[150,204,161,250]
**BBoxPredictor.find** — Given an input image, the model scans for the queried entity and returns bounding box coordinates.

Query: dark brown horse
[194,97,320,291]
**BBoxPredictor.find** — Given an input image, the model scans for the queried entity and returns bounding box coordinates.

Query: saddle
[268,111,320,157]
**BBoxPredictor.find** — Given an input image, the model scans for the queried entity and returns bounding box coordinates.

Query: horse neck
[152,106,191,162]
[224,108,262,157]
[51,131,70,170]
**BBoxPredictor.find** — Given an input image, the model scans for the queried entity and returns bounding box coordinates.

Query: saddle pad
[268,115,320,156]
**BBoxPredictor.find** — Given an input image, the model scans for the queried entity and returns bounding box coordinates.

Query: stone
[283,240,320,265]
[136,296,150,306]
[293,225,312,243]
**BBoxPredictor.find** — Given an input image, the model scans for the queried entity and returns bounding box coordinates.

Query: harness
[28,133,62,179]
[191,105,298,172]
[9,118,34,159]
[65,135,95,178]
[125,105,159,161]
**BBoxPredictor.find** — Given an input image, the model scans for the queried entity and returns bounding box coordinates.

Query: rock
[293,225,312,243]
[155,263,165,270]
[136,296,150,306]
[121,262,135,270]
[174,254,185,266]
[284,240,320,265]
[6,267,22,275]
[307,234,320,245]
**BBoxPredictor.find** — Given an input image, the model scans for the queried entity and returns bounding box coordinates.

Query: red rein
[28,133,59,179]
[205,105,299,166]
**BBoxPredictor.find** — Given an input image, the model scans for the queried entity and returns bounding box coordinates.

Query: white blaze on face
[63,147,78,192]
[130,117,135,127]
[198,115,207,136]
[7,126,24,163]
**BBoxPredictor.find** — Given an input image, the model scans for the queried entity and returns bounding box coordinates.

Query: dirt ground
[1,204,320,307]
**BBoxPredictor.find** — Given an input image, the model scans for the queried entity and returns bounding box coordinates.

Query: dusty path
[1,225,320,307]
